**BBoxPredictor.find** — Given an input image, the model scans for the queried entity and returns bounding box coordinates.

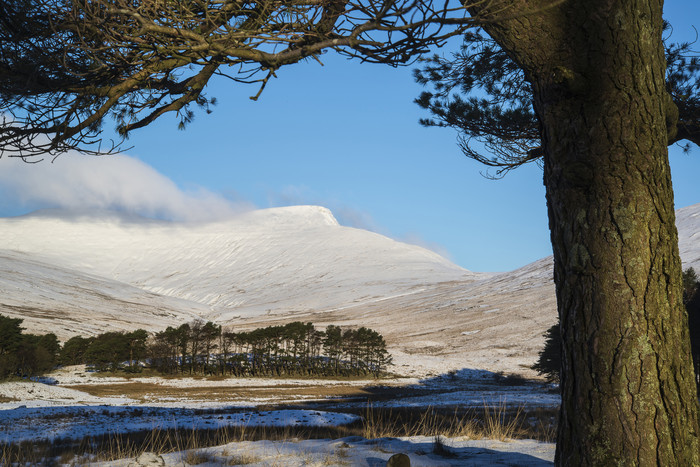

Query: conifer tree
[59,335,92,366]
[416,4,700,461]
[684,267,700,392]
[531,324,561,384]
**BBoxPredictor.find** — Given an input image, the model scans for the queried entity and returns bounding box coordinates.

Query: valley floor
[0,366,560,465]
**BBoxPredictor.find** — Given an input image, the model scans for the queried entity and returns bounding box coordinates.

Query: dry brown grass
[0,420,361,466]
[482,404,524,441]
[183,449,214,465]
[64,381,378,404]
[359,403,556,442]
[362,405,481,439]
[222,451,263,465]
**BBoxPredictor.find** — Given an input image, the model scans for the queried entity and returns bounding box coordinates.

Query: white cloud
[0,153,253,222]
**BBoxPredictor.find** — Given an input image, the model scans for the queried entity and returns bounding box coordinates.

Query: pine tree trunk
[541,75,700,465]
[470,0,700,464]
[535,4,698,465]
[534,4,700,465]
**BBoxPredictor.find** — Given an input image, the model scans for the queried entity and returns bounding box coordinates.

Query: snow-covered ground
[1,203,696,464]
[0,366,558,466]
[0,206,475,321]
[0,366,557,465]
[0,404,359,445]
[677,202,700,271]
[101,436,555,466]
[0,401,556,465]
[0,367,560,413]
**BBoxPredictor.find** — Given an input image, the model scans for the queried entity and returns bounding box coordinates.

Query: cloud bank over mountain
[0,154,252,222]
[0,153,456,260]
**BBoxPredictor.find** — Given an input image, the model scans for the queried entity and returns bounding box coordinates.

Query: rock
[387,452,411,467]
[127,452,165,467]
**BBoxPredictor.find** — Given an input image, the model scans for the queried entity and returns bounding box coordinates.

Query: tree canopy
[71,320,393,377]
[414,23,700,177]
[0,314,60,379]
[0,0,476,158]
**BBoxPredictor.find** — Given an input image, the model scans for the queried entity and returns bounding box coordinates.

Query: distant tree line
[0,316,392,380]
[0,315,60,379]
[1,319,391,379]
[146,321,392,377]
[533,267,700,393]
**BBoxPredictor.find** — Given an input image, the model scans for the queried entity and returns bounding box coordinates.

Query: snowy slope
[677,202,700,272]
[1,202,698,376]
[0,250,207,338]
[0,206,477,335]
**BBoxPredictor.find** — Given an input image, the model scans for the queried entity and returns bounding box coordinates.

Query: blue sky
[1,4,699,272]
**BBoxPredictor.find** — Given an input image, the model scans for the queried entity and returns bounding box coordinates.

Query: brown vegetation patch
[64,382,379,404]
[354,405,558,442]
[0,304,71,321]
[65,377,488,406]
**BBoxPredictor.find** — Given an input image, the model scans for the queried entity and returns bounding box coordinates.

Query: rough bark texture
[472,0,700,464]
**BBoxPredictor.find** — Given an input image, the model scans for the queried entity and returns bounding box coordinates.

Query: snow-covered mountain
[1,203,698,376]
[1,206,474,316]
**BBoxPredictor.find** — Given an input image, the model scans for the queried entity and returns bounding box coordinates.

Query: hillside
[1,203,698,376]
[0,206,475,314]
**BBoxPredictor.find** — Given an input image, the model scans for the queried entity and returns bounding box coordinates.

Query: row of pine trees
[56,321,392,378]
[0,315,60,379]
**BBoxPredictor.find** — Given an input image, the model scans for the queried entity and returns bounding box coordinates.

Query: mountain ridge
[2,202,698,376]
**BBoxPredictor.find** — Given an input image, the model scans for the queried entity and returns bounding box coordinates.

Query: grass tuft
[432,435,457,458]
[224,452,263,465]
[482,402,524,441]
[359,401,552,442]
[183,449,214,465]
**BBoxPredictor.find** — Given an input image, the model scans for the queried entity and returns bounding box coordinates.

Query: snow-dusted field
[0,366,557,465]
[0,366,560,413]
[0,404,360,445]
[102,436,555,466]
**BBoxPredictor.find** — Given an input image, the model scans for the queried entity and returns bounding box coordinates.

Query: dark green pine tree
[683,267,699,303]
[531,324,562,384]
[0,315,24,378]
[323,325,344,374]
[59,335,93,366]
[0,315,23,357]
[414,23,700,178]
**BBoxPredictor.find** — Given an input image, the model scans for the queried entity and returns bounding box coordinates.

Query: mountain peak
[0,204,470,319]
[241,205,339,228]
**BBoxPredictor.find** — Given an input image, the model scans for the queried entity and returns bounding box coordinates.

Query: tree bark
[471,0,700,464]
